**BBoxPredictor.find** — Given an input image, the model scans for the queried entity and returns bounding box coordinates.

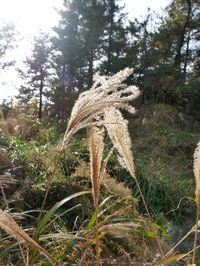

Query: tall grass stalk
[19,243,28,266]
[60,68,163,263]
[192,141,200,264]
[160,226,194,263]
[60,68,144,263]
[160,141,200,265]
[88,125,104,265]
[38,67,140,247]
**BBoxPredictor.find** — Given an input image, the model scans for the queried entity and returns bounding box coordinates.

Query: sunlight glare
[0,0,62,35]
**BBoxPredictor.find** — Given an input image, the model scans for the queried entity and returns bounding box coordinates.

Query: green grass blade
[35,191,91,237]
[46,204,82,228]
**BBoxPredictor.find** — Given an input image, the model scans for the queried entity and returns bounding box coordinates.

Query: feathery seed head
[194,142,200,204]
[104,107,136,179]
[88,125,105,205]
[62,68,140,148]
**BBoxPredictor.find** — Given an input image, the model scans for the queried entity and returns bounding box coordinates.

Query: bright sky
[0,0,171,102]
[124,0,170,19]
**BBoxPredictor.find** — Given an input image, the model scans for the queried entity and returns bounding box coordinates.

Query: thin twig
[0,184,9,209]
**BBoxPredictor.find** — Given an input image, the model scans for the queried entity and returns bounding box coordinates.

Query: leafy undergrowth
[0,134,163,265]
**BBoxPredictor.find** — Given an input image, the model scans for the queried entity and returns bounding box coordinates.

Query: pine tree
[128,0,200,105]
[0,22,16,69]
[53,0,107,90]
[99,0,129,75]
[17,33,52,119]
[51,0,108,121]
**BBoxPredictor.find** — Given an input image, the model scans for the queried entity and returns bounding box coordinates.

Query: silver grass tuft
[62,68,140,148]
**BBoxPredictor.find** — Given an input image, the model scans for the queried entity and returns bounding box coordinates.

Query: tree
[126,0,200,108]
[53,0,107,90]
[99,0,130,75]
[17,33,52,119]
[0,98,14,119]
[0,22,16,70]
[159,0,200,109]
[51,0,132,122]
[50,0,109,121]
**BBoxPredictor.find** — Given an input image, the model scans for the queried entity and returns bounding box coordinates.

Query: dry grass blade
[100,222,140,238]
[0,173,15,185]
[62,68,140,148]
[160,226,194,263]
[0,210,56,265]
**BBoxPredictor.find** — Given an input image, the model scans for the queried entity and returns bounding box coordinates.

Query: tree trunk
[38,79,43,120]
[88,52,94,89]
[183,29,191,78]
[87,0,97,89]
[106,0,115,75]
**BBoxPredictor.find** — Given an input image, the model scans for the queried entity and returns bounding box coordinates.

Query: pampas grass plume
[194,141,200,204]
[62,68,140,148]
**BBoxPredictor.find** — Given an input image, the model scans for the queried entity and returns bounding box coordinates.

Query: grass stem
[95,203,100,266]
[192,202,200,264]
[134,177,163,255]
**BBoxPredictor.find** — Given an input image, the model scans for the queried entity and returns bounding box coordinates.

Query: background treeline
[1,0,200,122]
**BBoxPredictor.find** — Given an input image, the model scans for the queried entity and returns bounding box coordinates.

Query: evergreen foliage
[17,33,52,119]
